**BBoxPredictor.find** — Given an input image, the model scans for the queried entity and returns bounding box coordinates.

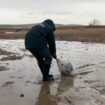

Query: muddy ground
[0,40,105,105]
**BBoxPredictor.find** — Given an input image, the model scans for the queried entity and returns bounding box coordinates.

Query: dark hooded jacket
[25,19,56,56]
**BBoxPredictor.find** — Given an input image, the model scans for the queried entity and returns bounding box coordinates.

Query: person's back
[25,19,56,51]
[25,24,47,50]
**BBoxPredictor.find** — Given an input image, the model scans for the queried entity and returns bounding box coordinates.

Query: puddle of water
[0,40,105,105]
[35,77,74,105]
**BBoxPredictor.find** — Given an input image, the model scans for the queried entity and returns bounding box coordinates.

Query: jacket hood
[42,19,55,31]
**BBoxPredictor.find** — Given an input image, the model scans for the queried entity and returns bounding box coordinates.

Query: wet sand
[0,40,105,105]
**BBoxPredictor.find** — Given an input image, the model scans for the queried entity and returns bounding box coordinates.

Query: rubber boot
[38,63,53,81]
[43,64,54,82]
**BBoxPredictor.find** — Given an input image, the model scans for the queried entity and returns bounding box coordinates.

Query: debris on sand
[0,65,9,71]
[2,81,14,87]
[64,96,74,105]
[20,94,24,97]
[91,85,105,95]
[76,64,95,69]
[0,48,13,55]
[84,80,99,83]
[74,70,94,76]
[0,55,23,61]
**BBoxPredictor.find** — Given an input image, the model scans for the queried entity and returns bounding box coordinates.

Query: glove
[52,54,57,59]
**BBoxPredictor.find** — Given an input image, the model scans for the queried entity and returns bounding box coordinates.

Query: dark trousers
[28,48,52,79]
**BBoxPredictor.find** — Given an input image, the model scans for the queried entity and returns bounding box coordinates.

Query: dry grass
[0,29,27,39]
[55,26,105,43]
[0,26,105,43]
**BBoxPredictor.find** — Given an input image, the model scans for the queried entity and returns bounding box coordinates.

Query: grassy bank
[0,26,105,43]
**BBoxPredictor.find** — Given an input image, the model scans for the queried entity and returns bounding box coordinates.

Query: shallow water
[0,40,105,105]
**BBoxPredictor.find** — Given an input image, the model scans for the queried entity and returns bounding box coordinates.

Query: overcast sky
[0,0,105,25]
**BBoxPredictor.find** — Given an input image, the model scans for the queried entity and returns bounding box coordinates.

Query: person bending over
[25,19,57,81]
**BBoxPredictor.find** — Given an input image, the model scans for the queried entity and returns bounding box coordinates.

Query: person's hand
[53,54,57,59]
